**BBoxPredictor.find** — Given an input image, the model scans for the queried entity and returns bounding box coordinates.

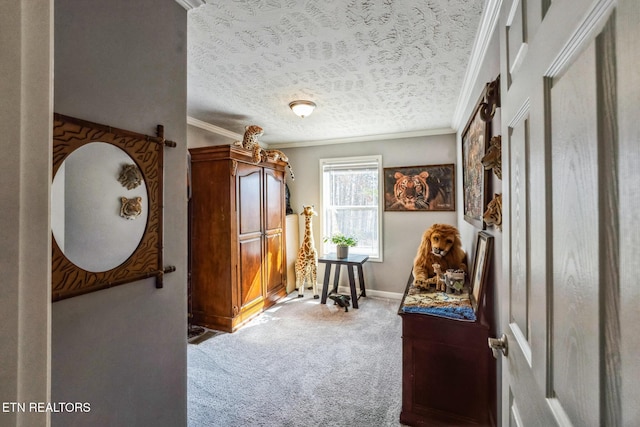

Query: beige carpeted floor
[188,293,405,427]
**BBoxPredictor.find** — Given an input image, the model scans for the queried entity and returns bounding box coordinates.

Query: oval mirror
[51,142,149,272]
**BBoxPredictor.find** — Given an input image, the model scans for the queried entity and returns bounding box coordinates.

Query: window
[320,155,383,261]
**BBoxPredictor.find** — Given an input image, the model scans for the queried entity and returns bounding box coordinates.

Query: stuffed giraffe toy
[295,205,319,298]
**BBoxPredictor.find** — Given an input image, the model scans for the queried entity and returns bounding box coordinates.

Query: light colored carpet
[188,294,405,427]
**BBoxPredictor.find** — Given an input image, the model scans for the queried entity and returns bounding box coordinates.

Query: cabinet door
[236,163,264,311]
[263,167,285,299]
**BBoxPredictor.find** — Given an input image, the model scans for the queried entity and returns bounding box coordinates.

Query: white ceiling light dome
[289,100,316,118]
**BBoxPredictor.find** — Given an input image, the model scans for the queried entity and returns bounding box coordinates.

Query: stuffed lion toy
[413,223,467,290]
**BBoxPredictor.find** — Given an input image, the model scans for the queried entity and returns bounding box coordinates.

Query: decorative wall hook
[480,75,501,122]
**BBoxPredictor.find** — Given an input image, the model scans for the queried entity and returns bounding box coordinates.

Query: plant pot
[336,245,349,259]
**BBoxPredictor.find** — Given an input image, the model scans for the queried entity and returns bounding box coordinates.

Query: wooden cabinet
[188,145,287,332]
[398,276,495,426]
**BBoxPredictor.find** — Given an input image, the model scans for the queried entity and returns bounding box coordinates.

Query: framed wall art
[383,164,455,211]
[462,97,491,228]
[470,231,493,314]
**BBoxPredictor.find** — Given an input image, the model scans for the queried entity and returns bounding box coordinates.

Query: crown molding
[268,128,455,149]
[187,117,453,149]
[175,0,205,11]
[187,116,242,140]
[451,0,503,131]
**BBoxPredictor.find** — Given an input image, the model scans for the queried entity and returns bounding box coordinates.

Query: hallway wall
[454,24,501,424]
[52,1,188,425]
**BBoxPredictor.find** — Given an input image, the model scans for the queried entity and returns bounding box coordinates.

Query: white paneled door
[499,0,639,425]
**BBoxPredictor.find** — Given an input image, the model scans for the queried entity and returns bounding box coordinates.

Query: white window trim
[319,155,383,262]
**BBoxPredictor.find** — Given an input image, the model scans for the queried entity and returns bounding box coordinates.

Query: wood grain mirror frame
[52,113,174,302]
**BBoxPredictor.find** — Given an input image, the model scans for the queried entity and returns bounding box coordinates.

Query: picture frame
[462,94,491,228]
[383,164,455,211]
[470,231,493,314]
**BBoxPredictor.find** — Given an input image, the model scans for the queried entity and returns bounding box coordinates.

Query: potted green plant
[324,233,358,259]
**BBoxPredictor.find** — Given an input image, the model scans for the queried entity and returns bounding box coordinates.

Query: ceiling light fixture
[289,100,316,118]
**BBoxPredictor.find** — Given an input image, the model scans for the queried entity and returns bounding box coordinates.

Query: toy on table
[444,269,466,294]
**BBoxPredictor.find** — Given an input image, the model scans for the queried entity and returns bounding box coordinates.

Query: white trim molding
[188,115,454,149]
[269,127,455,149]
[451,0,503,130]
[187,116,242,141]
[175,0,205,11]
[336,286,404,301]
[544,0,615,79]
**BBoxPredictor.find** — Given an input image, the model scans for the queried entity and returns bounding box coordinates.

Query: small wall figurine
[413,223,467,290]
[481,135,502,180]
[483,193,502,231]
[120,196,143,220]
[118,163,143,190]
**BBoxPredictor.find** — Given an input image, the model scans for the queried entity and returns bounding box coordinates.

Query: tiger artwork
[483,193,502,230]
[388,171,431,210]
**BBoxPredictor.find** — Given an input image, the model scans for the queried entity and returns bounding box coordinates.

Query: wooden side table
[318,253,368,308]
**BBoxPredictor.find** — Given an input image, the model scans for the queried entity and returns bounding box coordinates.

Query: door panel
[239,237,263,309]
[508,113,530,350]
[263,168,285,298]
[506,0,527,79]
[264,232,284,297]
[550,41,600,427]
[236,163,264,310]
[237,164,261,236]
[264,168,284,231]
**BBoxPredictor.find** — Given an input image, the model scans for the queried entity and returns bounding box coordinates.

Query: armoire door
[499,0,638,425]
[263,167,286,301]
[236,162,264,313]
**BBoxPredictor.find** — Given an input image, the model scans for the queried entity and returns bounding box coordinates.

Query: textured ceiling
[187,0,484,144]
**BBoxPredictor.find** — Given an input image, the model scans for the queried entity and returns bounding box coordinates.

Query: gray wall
[454,26,501,423]
[52,1,187,426]
[282,135,457,296]
[188,124,236,148]
[455,25,501,326]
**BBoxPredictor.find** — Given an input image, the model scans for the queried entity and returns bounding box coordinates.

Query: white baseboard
[335,285,403,301]
[293,284,404,301]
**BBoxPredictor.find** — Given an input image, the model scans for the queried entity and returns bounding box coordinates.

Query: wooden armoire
[188,145,288,332]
